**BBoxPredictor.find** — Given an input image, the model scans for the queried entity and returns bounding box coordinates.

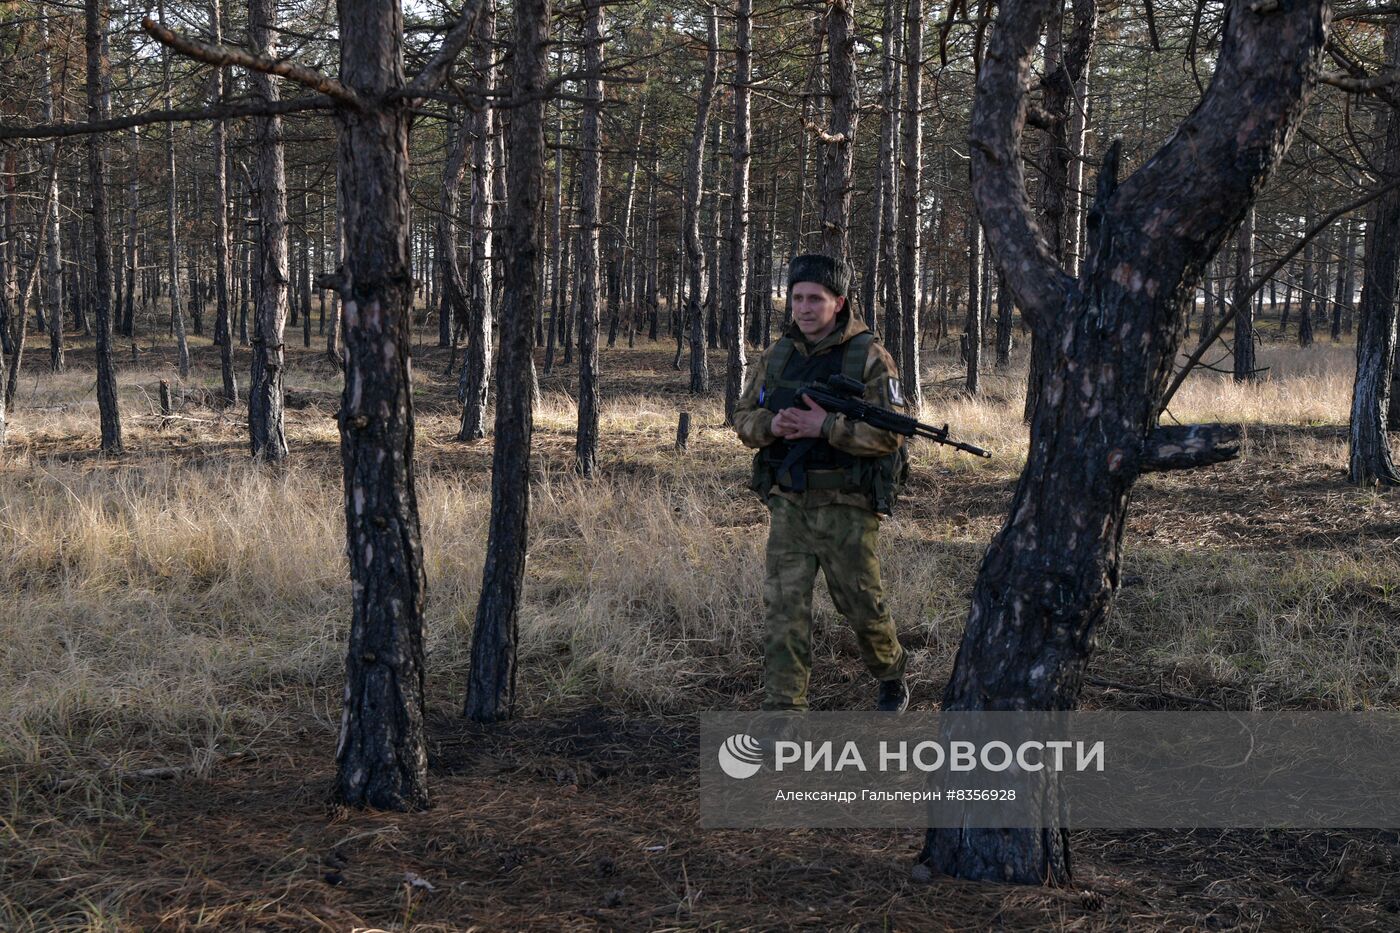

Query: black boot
[876,677,909,712]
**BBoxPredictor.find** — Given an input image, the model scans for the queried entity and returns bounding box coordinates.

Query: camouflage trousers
[761,497,907,711]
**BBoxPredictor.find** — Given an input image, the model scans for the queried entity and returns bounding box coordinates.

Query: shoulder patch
[888,378,905,407]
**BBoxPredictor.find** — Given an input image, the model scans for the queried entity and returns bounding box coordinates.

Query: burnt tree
[1347,23,1400,486]
[921,0,1328,884]
[465,0,550,721]
[575,0,604,474]
[88,0,122,453]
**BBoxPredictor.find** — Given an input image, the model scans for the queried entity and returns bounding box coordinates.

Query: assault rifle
[798,373,992,458]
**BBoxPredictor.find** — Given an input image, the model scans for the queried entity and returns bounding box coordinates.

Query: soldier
[734,253,910,712]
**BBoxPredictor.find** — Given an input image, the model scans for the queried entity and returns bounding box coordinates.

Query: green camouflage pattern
[761,497,907,711]
[733,309,905,512]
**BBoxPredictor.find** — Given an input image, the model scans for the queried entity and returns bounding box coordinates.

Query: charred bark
[87,0,122,453]
[1348,23,1400,486]
[817,0,856,260]
[465,0,550,722]
[332,0,440,811]
[922,0,1328,884]
[575,0,603,473]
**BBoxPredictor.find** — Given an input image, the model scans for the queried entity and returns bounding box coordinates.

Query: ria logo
[718,733,764,779]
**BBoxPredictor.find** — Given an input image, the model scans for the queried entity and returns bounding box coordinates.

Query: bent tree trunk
[921,0,1328,884]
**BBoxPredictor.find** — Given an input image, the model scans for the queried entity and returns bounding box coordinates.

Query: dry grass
[3,331,1399,929]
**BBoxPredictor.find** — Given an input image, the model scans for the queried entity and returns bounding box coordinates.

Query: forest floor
[3,323,1400,930]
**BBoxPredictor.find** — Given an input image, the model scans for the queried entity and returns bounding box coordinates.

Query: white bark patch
[1111,263,1144,293]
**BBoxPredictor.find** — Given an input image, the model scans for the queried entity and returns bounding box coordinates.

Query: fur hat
[787,253,849,298]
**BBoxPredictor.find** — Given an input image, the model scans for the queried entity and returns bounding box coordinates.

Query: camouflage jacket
[733,310,905,511]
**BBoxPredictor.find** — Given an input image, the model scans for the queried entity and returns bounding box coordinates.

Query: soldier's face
[791,282,845,341]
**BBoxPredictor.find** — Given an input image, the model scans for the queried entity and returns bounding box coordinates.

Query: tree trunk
[862,0,899,333]
[1333,217,1353,341]
[1025,0,1097,422]
[247,0,289,460]
[436,110,469,349]
[300,174,312,349]
[818,0,856,260]
[544,113,565,374]
[158,0,191,378]
[1348,23,1400,485]
[922,0,1326,883]
[211,0,237,404]
[611,99,647,349]
[646,155,661,341]
[123,127,138,338]
[466,0,550,722]
[881,9,902,368]
[995,270,1014,366]
[965,216,982,393]
[459,3,497,440]
[39,15,64,373]
[332,0,437,811]
[82,0,122,453]
[1233,206,1256,382]
[1299,227,1315,347]
[685,6,718,394]
[326,177,343,367]
[897,0,922,411]
[705,119,722,351]
[574,0,603,473]
[724,0,752,425]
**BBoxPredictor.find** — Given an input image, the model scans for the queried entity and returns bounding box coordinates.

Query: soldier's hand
[772,398,828,439]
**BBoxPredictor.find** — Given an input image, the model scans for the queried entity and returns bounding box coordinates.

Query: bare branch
[404,0,488,99]
[0,97,336,140]
[1158,173,1400,412]
[141,17,362,109]
[1320,69,1400,93]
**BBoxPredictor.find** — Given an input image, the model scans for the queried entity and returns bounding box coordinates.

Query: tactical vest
[750,331,908,514]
